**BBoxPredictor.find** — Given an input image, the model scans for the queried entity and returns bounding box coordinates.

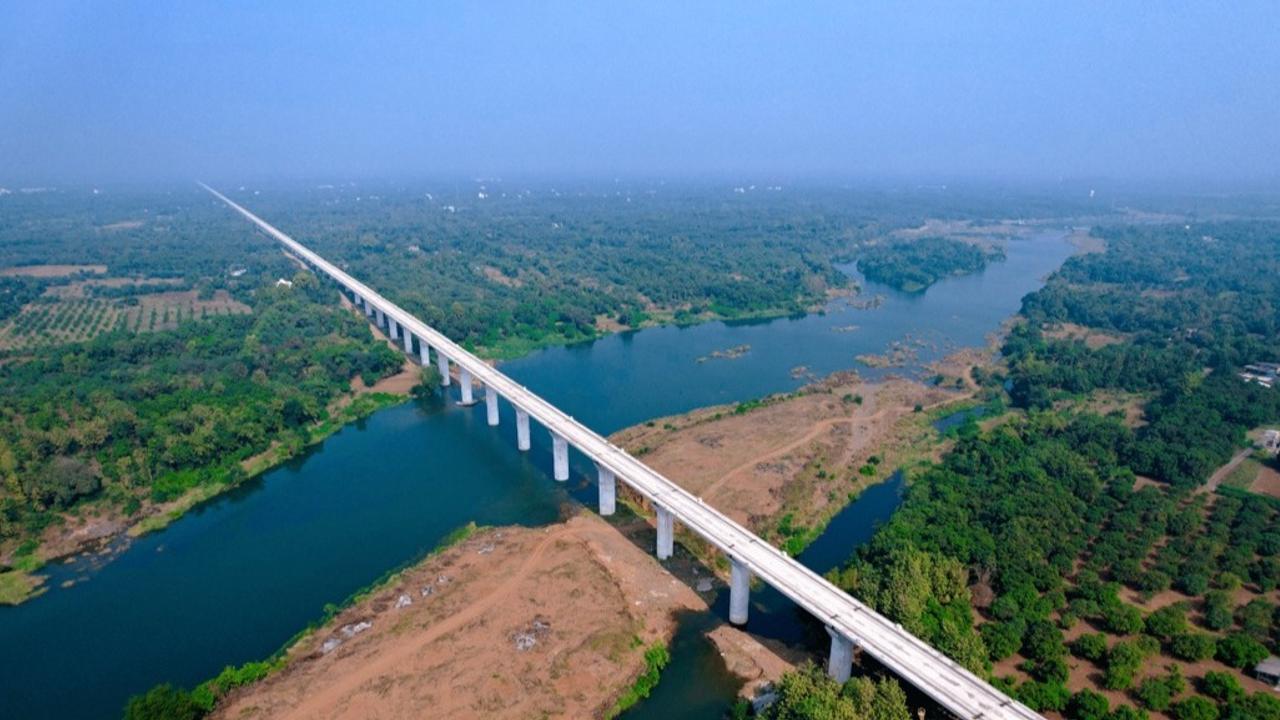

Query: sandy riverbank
[213,514,705,719]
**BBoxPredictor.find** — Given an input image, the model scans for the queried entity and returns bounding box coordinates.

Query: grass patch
[606,641,671,718]
[1223,457,1262,490]
[0,569,44,605]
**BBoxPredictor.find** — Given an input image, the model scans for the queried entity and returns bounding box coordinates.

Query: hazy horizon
[2,2,1278,186]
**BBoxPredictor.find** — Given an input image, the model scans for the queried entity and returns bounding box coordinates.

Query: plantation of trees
[831,221,1280,719]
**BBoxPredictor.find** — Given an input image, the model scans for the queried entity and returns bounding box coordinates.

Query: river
[0,230,1073,718]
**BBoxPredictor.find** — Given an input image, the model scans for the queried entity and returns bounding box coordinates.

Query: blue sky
[1,2,1277,184]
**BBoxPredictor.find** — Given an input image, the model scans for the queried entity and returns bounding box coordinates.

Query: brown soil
[1044,322,1127,349]
[1250,462,1280,499]
[0,264,106,277]
[212,514,705,720]
[609,373,963,538]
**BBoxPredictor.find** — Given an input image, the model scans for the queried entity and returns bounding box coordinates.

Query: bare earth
[610,373,964,536]
[213,514,704,720]
[210,345,984,717]
[0,263,106,277]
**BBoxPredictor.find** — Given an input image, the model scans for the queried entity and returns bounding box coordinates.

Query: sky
[1,2,1277,185]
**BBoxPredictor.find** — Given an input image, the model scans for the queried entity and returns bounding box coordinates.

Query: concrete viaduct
[203,184,1041,720]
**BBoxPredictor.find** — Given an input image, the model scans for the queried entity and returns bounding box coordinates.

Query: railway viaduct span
[204,184,1041,720]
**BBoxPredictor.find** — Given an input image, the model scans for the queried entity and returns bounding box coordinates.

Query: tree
[1215,632,1269,669]
[1103,602,1145,635]
[1145,604,1188,640]
[1171,696,1219,720]
[122,684,202,720]
[1169,633,1216,662]
[1068,690,1111,720]
[759,665,910,720]
[1201,671,1244,702]
[1071,633,1108,662]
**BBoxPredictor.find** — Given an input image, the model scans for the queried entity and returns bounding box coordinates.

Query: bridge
[203,183,1041,720]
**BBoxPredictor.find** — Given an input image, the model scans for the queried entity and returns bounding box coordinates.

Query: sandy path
[1201,447,1253,494]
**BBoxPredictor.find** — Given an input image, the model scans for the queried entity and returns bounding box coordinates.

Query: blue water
[0,231,1072,718]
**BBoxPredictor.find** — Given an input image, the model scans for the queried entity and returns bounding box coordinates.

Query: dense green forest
[0,271,403,599]
[857,236,1005,292]
[831,221,1280,719]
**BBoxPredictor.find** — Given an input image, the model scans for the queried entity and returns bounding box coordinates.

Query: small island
[858,236,1006,292]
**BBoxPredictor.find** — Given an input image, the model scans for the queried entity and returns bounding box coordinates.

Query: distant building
[1241,362,1280,389]
[1265,430,1280,455]
[1255,656,1280,689]
[275,278,293,287]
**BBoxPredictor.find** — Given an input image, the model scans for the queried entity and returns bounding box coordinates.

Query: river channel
[0,230,1073,718]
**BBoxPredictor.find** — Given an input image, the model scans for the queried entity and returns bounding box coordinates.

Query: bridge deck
[204,184,1041,720]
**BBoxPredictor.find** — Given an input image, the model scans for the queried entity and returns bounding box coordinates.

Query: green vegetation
[828,221,1280,717]
[0,271,404,600]
[606,640,671,719]
[756,664,910,720]
[858,237,1005,292]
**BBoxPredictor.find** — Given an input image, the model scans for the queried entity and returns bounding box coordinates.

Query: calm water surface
[0,231,1072,718]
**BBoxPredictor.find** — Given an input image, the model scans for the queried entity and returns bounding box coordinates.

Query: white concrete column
[375,308,385,327]
[729,559,750,625]
[656,505,674,560]
[418,342,430,366]
[516,409,531,451]
[364,299,373,317]
[826,628,854,684]
[388,318,399,340]
[459,369,474,405]
[402,329,413,353]
[485,386,499,426]
[436,352,451,386]
[552,433,568,481]
[597,466,616,516]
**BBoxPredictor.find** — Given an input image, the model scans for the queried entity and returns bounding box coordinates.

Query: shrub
[1170,696,1219,720]
[1072,632,1108,662]
[1017,680,1071,712]
[123,684,202,720]
[1215,632,1268,669]
[1068,689,1111,720]
[1169,632,1216,662]
[1201,671,1244,702]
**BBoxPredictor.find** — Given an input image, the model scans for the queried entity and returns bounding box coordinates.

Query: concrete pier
[729,559,751,625]
[459,369,475,405]
[402,329,413,353]
[552,433,568,481]
[436,352,451,386]
[389,318,399,340]
[827,628,854,684]
[364,299,373,317]
[375,308,385,327]
[418,342,430,366]
[516,409,531,451]
[656,505,674,560]
[597,466,616,516]
[485,386,499,426]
